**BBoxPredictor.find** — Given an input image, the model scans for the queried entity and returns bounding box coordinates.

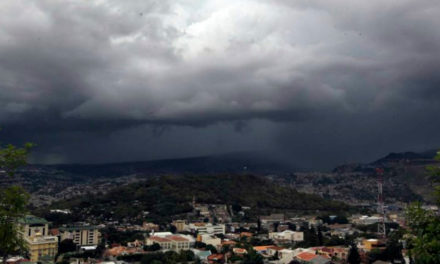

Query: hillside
[8,149,439,208]
[331,149,440,202]
[48,174,350,224]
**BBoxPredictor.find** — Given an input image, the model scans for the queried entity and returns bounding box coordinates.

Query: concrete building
[142,222,159,232]
[269,230,304,242]
[172,220,187,232]
[197,234,222,248]
[146,235,191,252]
[260,214,285,226]
[59,226,100,246]
[278,249,296,264]
[354,215,382,225]
[18,215,58,262]
[187,223,225,235]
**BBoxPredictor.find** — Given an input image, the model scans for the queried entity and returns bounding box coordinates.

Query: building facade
[188,223,225,235]
[59,226,100,246]
[18,215,58,262]
[146,235,191,252]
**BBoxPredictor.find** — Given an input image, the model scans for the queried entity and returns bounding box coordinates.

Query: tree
[144,242,161,251]
[273,221,280,232]
[382,231,404,263]
[241,248,263,264]
[205,244,217,254]
[58,239,77,254]
[347,243,361,264]
[308,226,319,247]
[194,241,207,248]
[405,150,440,264]
[317,226,324,246]
[0,141,33,264]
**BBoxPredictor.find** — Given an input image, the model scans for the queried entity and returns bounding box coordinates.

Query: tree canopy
[0,141,33,263]
[405,150,440,263]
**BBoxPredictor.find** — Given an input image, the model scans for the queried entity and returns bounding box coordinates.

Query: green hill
[49,174,350,223]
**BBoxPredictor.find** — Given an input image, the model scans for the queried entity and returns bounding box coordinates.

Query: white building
[278,249,296,264]
[269,230,304,242]
[355,215,382,225]
[197,234,221,248]
[187,223,225,235]
[146,234,191,252]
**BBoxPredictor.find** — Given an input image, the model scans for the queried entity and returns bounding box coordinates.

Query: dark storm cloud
[1,0,440,166]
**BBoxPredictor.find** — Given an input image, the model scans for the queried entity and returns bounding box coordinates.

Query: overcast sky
[1,0,439,168]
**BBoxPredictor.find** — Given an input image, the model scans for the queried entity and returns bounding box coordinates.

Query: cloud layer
[1,0,439,167]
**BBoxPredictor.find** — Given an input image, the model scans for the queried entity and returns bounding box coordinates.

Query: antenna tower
[376,168,386,238]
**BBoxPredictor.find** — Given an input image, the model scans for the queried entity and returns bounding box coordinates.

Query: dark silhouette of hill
[34,152,294,179]
[372,150,438,165]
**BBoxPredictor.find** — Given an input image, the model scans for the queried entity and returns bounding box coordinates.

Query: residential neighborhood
[2,195,424,264]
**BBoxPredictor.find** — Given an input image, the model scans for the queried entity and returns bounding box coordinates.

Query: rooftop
[18,215,48,225]
[296,252,318,261]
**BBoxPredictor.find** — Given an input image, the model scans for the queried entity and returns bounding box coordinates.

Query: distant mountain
[28,151,294,179]
[331,148,440,202]
[372,150,438,165]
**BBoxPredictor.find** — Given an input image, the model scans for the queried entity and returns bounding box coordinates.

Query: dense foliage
[405,150,440,263]
[347,243,361,264]
[52,174,350,223]
[0,141,32,264]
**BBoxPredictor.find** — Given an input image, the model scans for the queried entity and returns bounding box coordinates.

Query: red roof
[167,235,189,242]
[296,252,318,261]
[233,248,247,254]
[208,254,224,260]
[149,235,189,242]
[253,245,275,251]
[267,246,284,251]
[149,236,171,242]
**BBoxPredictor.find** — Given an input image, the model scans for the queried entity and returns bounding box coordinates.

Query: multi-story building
[18,216,58,262]
[269,230,304,242]
[197,234,221,248]
[142,222,159,232]
[172,220,187,232]
[260,214,285,226]
[146,235,191,252]
[59,226,100,246]
[187,223,225,235]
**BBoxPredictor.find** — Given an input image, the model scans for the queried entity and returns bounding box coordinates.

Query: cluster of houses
[5,203,417,264]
